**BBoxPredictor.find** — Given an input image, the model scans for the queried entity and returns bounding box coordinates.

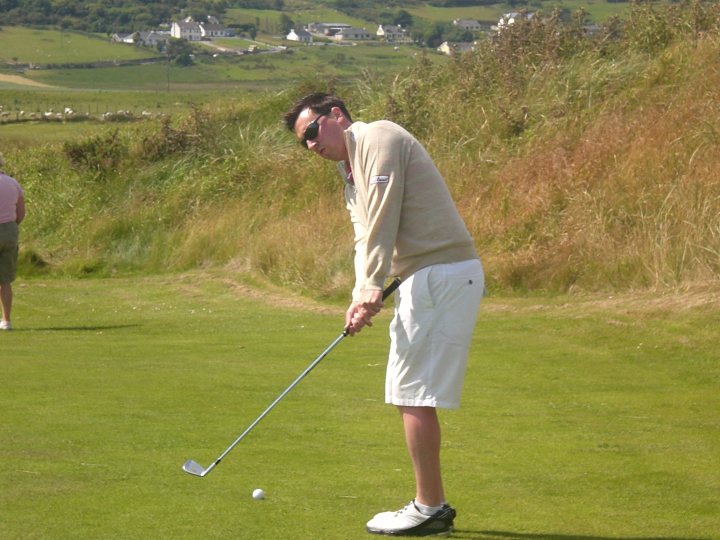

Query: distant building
[111,33,136,44]
[137,31,170,47]
[453,19,482,32]
[111,31,169,46]
[171,18,231,40]
[333,27,373,42]
[437,41,475,56]
[308,22,351,37]
[287,29,313,43]
[200,23,228,38]
[495,11,534,31]
[172,20,202,41]
[376,24,406,42]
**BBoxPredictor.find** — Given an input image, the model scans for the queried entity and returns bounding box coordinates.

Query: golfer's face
[294,108,346,162]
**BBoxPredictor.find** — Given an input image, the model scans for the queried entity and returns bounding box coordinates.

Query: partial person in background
[284,93,484,537]
[0,154,26,331]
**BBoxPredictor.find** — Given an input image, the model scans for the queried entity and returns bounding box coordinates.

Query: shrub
[62,129,127,176]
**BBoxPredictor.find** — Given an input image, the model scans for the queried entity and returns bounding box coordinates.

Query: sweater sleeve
[354,124,406,291]
[344,182,366,302]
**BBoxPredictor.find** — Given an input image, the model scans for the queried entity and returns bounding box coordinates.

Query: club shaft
[204,331,348,474]
[189,277,401,476]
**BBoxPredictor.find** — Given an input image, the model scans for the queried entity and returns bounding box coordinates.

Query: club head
[182,459,207,477]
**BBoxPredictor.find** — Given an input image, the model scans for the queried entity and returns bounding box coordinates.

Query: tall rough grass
[383,0,720,291]
[9,1,720,295]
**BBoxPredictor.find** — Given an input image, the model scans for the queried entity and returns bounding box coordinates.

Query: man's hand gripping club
[344,279,401,336]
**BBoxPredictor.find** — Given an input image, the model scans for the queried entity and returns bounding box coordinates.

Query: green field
[401,0,635,25]
[225,6,371,33]
[407,4,509,24]
[0,30,425,147]
[2,274,718,538]
[0,87,218,115]
[0,26,158,65]
[537,0,634,21]
[21,44,422,90]
[0,86,252,150]
[0,0,638,136]
[0,33,427,148]
[0,121,107,149]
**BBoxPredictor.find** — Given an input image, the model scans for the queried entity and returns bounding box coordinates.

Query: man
[0,155,25,331]
[284,93,484,537]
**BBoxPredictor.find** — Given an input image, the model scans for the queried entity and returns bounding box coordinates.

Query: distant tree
[279,13,294,34]
[422,22,446,48]
[378,10,394,26]
[0,0,20,11]
[394,9,413,28]
[166,37,194,66]
[444,25,473,42]
[175,53,193,66]
[0,0,221,33]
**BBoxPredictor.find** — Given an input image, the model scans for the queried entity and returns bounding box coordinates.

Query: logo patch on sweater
[370,175,390,184]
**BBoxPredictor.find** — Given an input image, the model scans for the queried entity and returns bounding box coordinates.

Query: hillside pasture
[0,87,247,148]
[0,32,425,146]
[407,4,508,25]
[540,0,634,21]
[224,6,371,34]
[408,0,644,25]
[0,26,158,65]
[0,87,232,118]
[18,43,424,91]
[0,122,106,150]
[0,72,54,88]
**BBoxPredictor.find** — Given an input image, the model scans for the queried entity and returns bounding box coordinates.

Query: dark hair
[283,92,353,132]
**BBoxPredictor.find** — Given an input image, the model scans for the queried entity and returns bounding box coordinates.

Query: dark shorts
[0,221,19,283]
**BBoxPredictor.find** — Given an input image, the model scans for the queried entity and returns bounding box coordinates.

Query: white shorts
[386,259,484,409]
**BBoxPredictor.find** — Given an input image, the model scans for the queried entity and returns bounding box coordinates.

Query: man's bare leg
[399,405,445,507]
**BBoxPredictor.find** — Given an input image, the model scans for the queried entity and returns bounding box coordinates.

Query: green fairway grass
[2,274,718,539]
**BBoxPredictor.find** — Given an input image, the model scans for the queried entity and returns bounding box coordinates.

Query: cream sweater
[340,121,478,299]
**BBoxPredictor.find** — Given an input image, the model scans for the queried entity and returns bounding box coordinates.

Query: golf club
[182,277,402,478]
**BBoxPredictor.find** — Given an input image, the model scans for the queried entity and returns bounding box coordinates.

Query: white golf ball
[252,488,265,500]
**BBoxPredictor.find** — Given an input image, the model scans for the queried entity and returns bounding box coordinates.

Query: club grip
[382,278,402,300]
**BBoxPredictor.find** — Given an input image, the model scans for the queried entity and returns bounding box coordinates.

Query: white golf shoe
[0,320,11,331]
[366,499,456,536]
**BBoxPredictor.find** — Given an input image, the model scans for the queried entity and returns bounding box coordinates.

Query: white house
[111,33,136,44]
[333,27,372,42]
[287,29,313,43]
[437,41,475,56]
[376,24,406,42]
[112,31,169,46]
[200,23,229,38]
[495,11,534,31]
[171,20,202,41]
[137,31,170,46]
[308,22,351,36]
[453,19,482,32]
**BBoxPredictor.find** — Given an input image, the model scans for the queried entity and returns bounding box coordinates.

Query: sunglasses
[301,113,327,148]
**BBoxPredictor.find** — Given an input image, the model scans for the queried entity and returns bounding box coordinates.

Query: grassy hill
[0,2,647,121]
[4,1,720,296]
[0,27,159,65]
